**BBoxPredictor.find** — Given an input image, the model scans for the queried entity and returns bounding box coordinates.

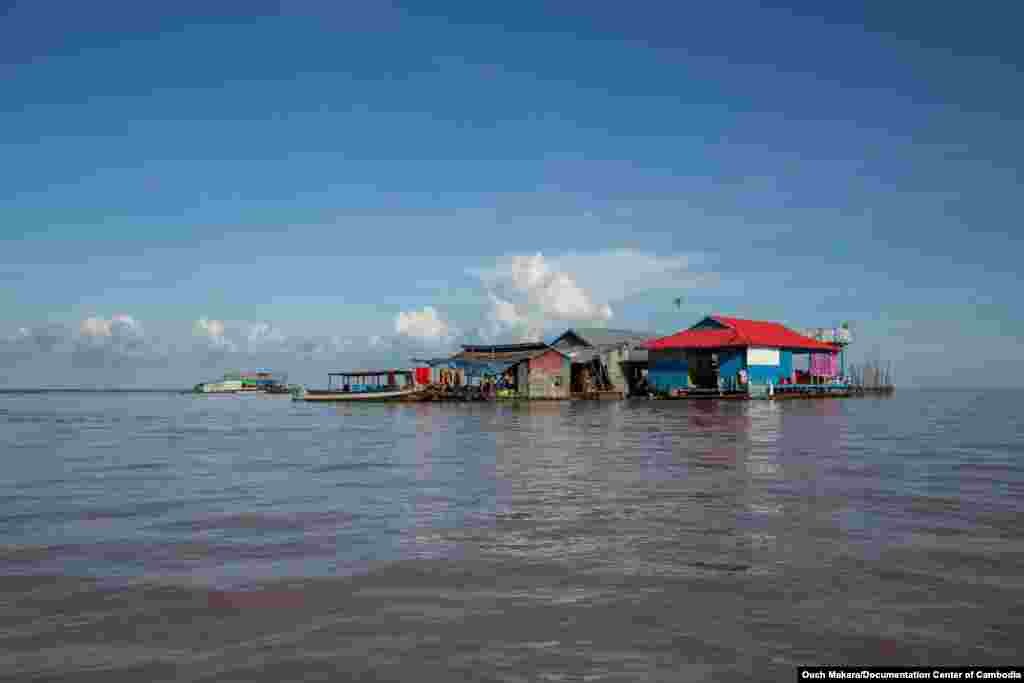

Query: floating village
[194,314,895,403]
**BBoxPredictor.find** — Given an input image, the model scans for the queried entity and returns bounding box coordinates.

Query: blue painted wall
[718,349,745,390]
[781,350,793,380]
[746,350,793,385]
[648,350,689,392]
[651,345,801,391]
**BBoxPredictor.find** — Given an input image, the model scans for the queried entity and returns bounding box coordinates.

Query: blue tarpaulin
[413,358,517,378]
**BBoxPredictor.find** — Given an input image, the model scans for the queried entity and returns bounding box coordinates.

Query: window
[747,348,780,366]
[553,376,563,387]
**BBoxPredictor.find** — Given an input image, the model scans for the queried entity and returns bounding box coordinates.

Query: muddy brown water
[1,390,1021,680]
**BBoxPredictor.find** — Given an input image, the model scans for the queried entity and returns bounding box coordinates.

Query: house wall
[746,349,793,385]
[602,347,628,392]
[718,349,745,390]
[648,348,689,392]
[809,351,839,377]
[525,350,570,398]
[516,361,529,395]
[649,346,799,391]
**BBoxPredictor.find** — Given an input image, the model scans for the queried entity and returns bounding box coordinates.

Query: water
[1,390,1021,680]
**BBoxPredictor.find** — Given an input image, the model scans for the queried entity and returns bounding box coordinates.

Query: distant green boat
[194,370,290,394]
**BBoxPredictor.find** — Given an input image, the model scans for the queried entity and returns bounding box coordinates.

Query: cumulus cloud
[482,293,543,342]
[467,249,707,341]
[192,317,235,351]
[80,317,111,338]
[472,252,615,341]
[3,317,156,371]
[394,306,452,344]
[190,317,369,359]
[71,313,159,369]
[480,253,613,320]
[246,322,287,349]
[0,324,70,367]
[79,314,142,340]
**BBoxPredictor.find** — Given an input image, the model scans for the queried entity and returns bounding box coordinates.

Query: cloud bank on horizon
[3,246,1019,388]
[0,249,703,384]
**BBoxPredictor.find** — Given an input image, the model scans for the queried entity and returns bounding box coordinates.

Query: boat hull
[295,388,424,402]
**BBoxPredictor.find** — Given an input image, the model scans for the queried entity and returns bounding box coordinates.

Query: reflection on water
[1,391,1022,677]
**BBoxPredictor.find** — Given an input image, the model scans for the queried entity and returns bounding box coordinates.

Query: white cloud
[247,322,287,348]
[481,252,613,321]
[487,293,522,327]
[394,306,450,343]
[483,293,543,342]
[80,316,112,338]
[290,334,357,357]
[68,314,154,369]
[466,249,708,342]
[1,324,68,358]
[78,314,143,341]
[477,252,612,337]
[190,318,380,357]
[471,252,620,341]
[192,317,235,351]
[548,249,705,302]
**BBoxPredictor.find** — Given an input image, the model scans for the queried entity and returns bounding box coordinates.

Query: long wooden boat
[293,370,423,402]
[296,387,423,402]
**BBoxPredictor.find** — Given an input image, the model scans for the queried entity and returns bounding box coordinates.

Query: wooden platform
[653,390,750,400]
[649,383,895,400]
[572,390,625,400]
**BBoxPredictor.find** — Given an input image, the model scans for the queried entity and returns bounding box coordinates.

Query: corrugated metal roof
[459,342,550,354]
[627,348,648,363]
[554,328,655,349]
[328,369,414,377]
[644,315,840,352]
[560,344,650,365]
[453,345,568,363]
[412,357,519,376]
[561,347,601,363]
[453,359,519,377]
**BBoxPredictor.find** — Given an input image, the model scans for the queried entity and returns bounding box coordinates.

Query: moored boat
[293,370,423,402]
[194,370,290,395]
[196,379,245,394]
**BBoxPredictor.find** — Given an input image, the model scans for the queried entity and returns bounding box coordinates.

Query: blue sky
[1,0,1021,387]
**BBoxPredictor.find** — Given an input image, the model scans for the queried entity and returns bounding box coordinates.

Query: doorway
[688,351,719,389]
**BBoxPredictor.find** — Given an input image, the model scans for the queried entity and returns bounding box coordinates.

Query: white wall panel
[747,348,780,366]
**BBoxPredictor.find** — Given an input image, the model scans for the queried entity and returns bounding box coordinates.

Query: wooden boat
[293,370,423,402]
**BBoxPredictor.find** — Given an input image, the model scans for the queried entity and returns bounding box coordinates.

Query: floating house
[550,328,653,397]
[452,343,571,399]
[644,315,842,396]
[413,342,571,399]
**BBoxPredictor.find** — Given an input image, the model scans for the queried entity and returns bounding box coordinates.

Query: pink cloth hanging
[809,352,839,377]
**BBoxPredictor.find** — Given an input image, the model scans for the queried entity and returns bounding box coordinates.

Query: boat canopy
[328,370,414,378]
[414,358,518,378]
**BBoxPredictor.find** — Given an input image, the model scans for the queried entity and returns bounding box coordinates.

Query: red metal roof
[644,315,840,352]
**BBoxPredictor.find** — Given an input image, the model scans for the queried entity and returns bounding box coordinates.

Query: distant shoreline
[0,388,191,394]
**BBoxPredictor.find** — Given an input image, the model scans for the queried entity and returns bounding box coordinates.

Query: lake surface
[1,390,1021,681]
